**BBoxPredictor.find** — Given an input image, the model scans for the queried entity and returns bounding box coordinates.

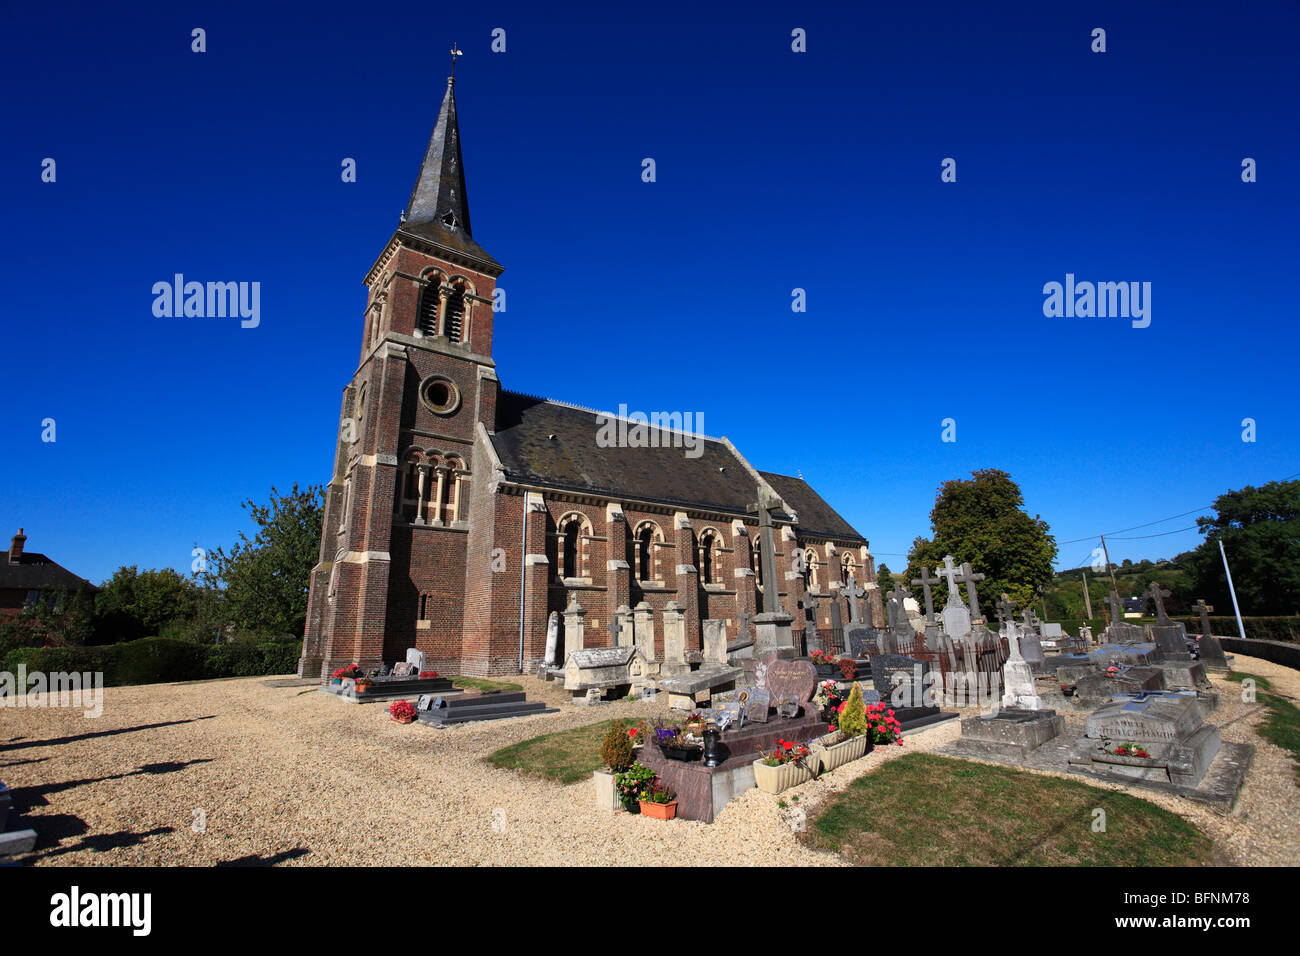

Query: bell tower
[299,61,505,679]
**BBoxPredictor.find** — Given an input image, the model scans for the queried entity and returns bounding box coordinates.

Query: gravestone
[870,653,931,710]
[761,656,817,710]
[737,686,771,723]
[405,648,427,673]
[749,491,796,657]
[416,694,435,711]
[1194,599,1229,671]
[702,619,728,665]
[1146,582,1193,662]
[1000,621,1042,710]
[563,646,649,703]
[829,601,845,656]
[847,625,879,661]
[937,556,972,640]
[1105,589,1146,644]
[1070,691,1222,790]
[843,575,867,625]
[543,611,561,666]
[957,561,986,624]
[911,567,939,627]
[391,662,415,677]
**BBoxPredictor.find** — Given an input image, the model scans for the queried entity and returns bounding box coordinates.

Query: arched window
[841,553,856,584]
[805,549,819,592]
[416,281,441,337]
[556,513,592,580]
[698,528,723,585]
[444,281,466,342]
[634,521,661,583]
[751,538,763,589]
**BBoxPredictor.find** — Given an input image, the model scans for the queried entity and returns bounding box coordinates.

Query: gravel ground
[1,654,1295,866]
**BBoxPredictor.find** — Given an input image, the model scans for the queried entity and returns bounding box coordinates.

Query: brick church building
[298,72,880,679]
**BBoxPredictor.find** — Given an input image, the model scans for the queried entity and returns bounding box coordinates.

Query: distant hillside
[1044,556,1194,621]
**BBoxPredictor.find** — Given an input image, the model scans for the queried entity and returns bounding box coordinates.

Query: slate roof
[758,471,866,544]
[490,392,866,543]
[0,552,96,593]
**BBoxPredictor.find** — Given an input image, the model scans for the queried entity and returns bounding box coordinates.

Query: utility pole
[1219,539,1247,641]
[1100,535,1120,596]
[1081,571,1094,619]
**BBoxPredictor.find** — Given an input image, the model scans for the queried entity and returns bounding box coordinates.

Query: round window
[420,376,460,415]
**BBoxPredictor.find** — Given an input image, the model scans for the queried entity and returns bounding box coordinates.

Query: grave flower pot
[752,755,819,794]
[592,770,625,813]
[658,743,703,763]
[814,664,839,679]
[810,732,869,772]
[638,799,678,820]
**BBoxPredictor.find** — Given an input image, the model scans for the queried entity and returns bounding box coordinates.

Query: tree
[1187,479,1300,615]
[200,484,324,638]
[94,566,199,643]
[876,563,896,595]
[905,469,1057,611]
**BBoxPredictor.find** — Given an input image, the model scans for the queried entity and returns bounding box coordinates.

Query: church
[297,71,880,679]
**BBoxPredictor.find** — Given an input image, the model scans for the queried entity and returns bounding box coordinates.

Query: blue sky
[2,0,1297,585]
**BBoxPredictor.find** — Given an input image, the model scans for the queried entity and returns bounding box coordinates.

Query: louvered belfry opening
[417,283,440,337]
[444,283,465,342]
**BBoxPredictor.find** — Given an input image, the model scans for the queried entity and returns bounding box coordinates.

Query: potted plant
[864,701,904,747]
[638,782,678,820]
[651,719,702,762]
[809,649,838,678]
[752,739,820,794]
[419,670,440,679]
[838,658,858,680]
[682,711,708,737]
[353,677,373,694]
[594,721,636,811]
[812,683,871,771]
[614,762,657,813]
[389,699,417,724]
[813,680,845,725]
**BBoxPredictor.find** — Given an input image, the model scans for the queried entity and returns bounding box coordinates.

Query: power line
[1108,525,1201,541]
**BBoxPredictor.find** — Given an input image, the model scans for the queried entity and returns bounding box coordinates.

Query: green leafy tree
[876,563,895,595]
[94,566,199,643]
[905,469,1057,611]
[1187,479,1300,615]
[200,484,324,638]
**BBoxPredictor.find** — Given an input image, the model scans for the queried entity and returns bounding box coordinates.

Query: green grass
[802,753,1213,866]
[450,675,523,693]
[1229,672,1300,785]
[485,719,620,784]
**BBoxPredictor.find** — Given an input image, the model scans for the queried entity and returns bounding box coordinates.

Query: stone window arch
[841,552,857,584]
[698,527,724,585]
[805,549,820,592]
[633,520,663,583]
[556,512,593,581]
[751,537,763,589]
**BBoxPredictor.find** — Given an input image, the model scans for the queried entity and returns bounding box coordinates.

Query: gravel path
[1,654,1295,866]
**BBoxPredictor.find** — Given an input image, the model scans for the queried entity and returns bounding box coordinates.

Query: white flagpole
[1219,539,1247,641]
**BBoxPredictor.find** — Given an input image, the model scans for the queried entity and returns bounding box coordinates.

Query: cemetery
[1,526,1295,865]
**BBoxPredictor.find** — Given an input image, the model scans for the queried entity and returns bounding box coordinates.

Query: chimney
[9,528,26,564]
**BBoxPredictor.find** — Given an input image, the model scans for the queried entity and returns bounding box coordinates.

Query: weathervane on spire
[449,42,462,80]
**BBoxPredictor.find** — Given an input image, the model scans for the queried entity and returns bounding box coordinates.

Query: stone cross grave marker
[829,600,844,654]
[938,555,965,606]
[1195,599,1214,636]
[957,562,986,624]
[1149,582,1173,626]
[996,594,1018,626]
[911,566,938,624]
[747,491,784,615]
[843,575,866,625]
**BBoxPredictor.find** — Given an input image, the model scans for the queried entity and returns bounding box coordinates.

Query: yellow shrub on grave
[836,682,870,738]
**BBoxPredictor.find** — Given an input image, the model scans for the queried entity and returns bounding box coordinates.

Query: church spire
[403,46,472,237]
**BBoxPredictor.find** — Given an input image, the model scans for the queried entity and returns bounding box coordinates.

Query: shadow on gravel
[25,825,176,863]
[216,847,312,867]
[0,716,216,752]
[0,756,48,769]
[14,758,216,802]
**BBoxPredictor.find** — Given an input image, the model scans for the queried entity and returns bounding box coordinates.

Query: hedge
[2,637,300,687]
